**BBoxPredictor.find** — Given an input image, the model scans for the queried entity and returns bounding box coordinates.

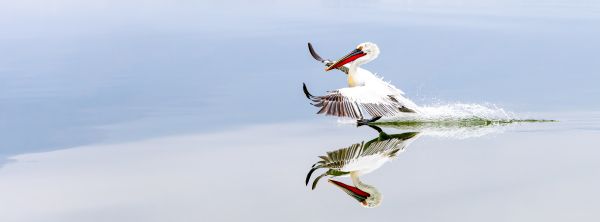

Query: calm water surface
[1,114,599,221]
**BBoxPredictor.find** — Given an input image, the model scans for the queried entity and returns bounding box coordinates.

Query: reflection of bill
[305,125,420,208]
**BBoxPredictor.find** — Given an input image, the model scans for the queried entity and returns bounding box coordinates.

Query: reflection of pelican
[303,42,419,125]
[306,126,420,208]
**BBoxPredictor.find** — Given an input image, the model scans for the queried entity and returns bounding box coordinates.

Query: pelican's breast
[348,75,357,87]
[348,73,366,87]
[348,67,372,87]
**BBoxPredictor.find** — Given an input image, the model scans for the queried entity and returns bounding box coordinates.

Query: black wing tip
[311,174,326,190]
[305,167,317,186]
[302,83,313,99]
[307,42,325,62]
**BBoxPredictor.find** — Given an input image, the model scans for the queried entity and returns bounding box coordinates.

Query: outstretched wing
[303,83,415,119]
[303,84,363,119]
[308,42,349,74]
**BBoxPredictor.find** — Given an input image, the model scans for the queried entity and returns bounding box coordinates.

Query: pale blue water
[0,1,599,221]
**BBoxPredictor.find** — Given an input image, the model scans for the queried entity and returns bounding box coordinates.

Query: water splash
[378,120,511,139]
[336,102,555,128]
[335,102,555,139]
[389,103,516,122]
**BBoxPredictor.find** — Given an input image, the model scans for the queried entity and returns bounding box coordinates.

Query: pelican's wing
[308,42,349,74]
[303,84,415,119]
[339,86,417,117]
[303,83,363,119]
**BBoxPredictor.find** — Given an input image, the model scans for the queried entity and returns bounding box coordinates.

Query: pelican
[303,42,419,125]
[306,125,420,208]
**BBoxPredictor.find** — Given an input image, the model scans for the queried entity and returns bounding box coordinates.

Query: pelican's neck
[350,171,367,189]
[348,62,360,75]
[347,62,361,87]
[350,171,382,208]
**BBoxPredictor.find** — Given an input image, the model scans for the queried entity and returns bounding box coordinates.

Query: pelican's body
[306,126,420,208]
[303,42,419,122]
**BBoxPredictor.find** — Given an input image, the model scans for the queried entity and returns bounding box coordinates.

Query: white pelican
[306,126,420,208]
[303,42,419,125]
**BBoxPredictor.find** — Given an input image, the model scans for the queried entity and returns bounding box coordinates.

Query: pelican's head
[328,179,382,208]
[325,42,380,71]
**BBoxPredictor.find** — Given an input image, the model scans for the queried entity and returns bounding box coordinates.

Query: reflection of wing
[303,84,415,119]
[306,132,419,189]
[317,133,418,174]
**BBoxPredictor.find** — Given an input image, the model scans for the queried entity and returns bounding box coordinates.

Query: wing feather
[306,89,362,119]
[308,43,350,74]
[304,85,415,119]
